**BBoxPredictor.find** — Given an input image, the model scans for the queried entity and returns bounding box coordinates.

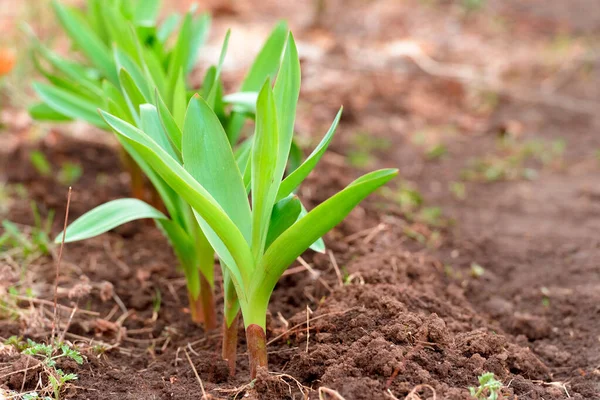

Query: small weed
[449,181,466,200]
[469,372,503,400]
[1,202,54,260]
[462,0,486,12]
[462,137,566,182]
[29,151,52,177]
[347,132,391,168]
[425,144,448,160]
[5,337,84,400]
[58,162,83,186]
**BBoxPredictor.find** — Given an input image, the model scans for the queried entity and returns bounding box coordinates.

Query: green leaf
[140,104,179,161]
[183,96,251,242]
[100,110,255,294]
[226,21,288,144]
[134,0,161,26]
[187,13,211,73]
[166,12,192,104]
[157,219,200,297]
[251,80,279,261]
[142,48,167,100]
[253,169,398,299]
[56,199,167,243]
[206,29,230,108]
[298,201,326,253]
[277,107,343,201]
[172,69,187,128]
[51,0,117,84]
[114,47,153,101]
[155,89,183,153]
[273,34,301,188]
[223,92,258,114]
[265,195,301,250]
[32,82,106,128]
[29,103,71,122]
[240,22,288,92]
[157,13,180,43]
[118,68,146,123]
[102,5,140,63]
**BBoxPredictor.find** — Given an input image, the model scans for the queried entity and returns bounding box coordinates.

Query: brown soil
[2,0,600,399]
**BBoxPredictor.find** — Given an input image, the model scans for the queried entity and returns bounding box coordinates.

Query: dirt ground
[1,0,599,399]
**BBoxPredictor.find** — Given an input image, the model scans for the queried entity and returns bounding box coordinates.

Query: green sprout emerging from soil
[53,27,397,378]
[469,372,503,400]
[4,337,84,400]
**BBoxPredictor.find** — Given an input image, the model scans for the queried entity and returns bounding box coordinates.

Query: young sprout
[95,33,397,377]
[51,15,296,373]
[469,372,503,400]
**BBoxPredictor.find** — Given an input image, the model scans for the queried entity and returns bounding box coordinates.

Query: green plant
[59,33,396,377]
[28,0,211,199]
[29,150,52,177]
[57,162,83,186]
[5,337,84,400]
[34,0,292,336]
[469,372,503,400]
[52,24,317,375]
[1,202,54,260]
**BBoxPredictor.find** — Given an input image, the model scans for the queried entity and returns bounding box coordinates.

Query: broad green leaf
[52,0,118,84]
[29,103,71,122]
[240,22,288,92]
[134,0,161,26]
[277,107,343,201]
[157,13,180,43]
[56,198,167,243]
[226,21,288,144]
[298,202,326,253]
[265,195,301,249]
[100,111,254,294]
[33,82,106,128]
[251,80,279,261]
[187,13,211,73]
[140,104,179,161]
[183,96,251,242]
[273,34,301,190]
[155,89,182,153]
[253,169,398,299]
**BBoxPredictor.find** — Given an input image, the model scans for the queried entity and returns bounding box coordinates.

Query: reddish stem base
[222,312,240,376]
[246,324,267,379]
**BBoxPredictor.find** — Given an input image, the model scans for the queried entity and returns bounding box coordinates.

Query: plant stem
[246,324,267,379]
[222,311,240,376]
[187,290,204,324]
[200,273,216,330]
[119,149,145,201]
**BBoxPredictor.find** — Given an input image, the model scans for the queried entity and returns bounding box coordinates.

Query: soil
[2,0,600,399]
